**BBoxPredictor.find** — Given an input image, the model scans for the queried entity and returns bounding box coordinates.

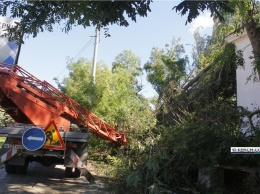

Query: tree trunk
[182,63,212,91]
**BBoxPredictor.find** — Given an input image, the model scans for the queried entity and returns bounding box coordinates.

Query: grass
[0,137,6,149]
[0,137,6,168]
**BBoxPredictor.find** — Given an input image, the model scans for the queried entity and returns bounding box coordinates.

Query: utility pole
[92,25,100,84]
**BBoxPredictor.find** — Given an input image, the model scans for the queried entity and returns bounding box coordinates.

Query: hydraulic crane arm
[0,63,126,146]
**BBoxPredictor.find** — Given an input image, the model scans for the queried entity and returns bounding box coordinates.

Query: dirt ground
[0,161,113,194]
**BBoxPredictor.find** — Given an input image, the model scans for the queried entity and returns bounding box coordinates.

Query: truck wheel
[5,164,16,174]
[65,167,81,178]
[15,159,29,174]
[73,168,81,178]
[15,164,28,174]
[65,167,73,178]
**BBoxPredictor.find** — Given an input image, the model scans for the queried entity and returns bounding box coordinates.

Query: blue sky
[16,1,213,98]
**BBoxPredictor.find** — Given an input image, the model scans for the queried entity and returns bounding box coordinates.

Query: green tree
[112,50,142,77]
[59,51,156,164]
[144,37,188,95]
[59,54,157,193]
[0,108,13,126]
[174,1,234,24]
[60,58,103,110]
[175,0,260,78]
[191,27,211,69]
[0,0,151,41]
[122,20,259,193]
[112,50,143,93]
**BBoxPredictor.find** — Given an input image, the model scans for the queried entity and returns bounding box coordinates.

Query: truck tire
[74,168,81,178]
[15,163,28,174]
[5,162,29,174]
[65,167,73,178]
[65,167,81,178]
[5,164,15,174]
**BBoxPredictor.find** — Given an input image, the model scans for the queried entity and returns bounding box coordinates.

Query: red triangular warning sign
[43,120,66,150]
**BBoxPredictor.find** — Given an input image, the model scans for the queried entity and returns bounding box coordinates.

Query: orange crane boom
[0,63,126,146]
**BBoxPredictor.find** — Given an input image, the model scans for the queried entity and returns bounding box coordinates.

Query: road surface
[0,161,112,194]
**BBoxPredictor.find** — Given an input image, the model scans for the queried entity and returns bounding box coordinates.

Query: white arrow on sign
[27,136,44,141]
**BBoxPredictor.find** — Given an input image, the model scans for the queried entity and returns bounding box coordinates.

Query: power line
[73,37,95,62]
[55,37,95,79]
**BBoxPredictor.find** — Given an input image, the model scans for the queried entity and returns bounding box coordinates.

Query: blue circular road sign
[22,127,46,151]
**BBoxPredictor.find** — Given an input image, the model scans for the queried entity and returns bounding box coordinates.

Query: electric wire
[55,37,95,79]
[71,36,95,63]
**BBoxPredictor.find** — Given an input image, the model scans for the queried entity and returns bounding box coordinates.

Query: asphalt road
[0,162,112,194]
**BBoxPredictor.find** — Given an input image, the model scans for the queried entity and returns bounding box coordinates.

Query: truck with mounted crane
[0,17,126,181]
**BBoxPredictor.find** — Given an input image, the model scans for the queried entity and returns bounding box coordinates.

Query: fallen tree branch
[248,109,260,118]
[182,64,212,91]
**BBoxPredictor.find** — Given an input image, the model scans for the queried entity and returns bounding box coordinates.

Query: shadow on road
[0,162,112,194]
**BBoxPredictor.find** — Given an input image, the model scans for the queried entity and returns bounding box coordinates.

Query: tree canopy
[0,0,151,41]
[144,37,188,95]
[174,0,234,24]
[58,51,156,153]
[175,0,260,78]
[122,18,260,193]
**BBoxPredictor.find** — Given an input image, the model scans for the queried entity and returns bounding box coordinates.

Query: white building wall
[226,32,260,111]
